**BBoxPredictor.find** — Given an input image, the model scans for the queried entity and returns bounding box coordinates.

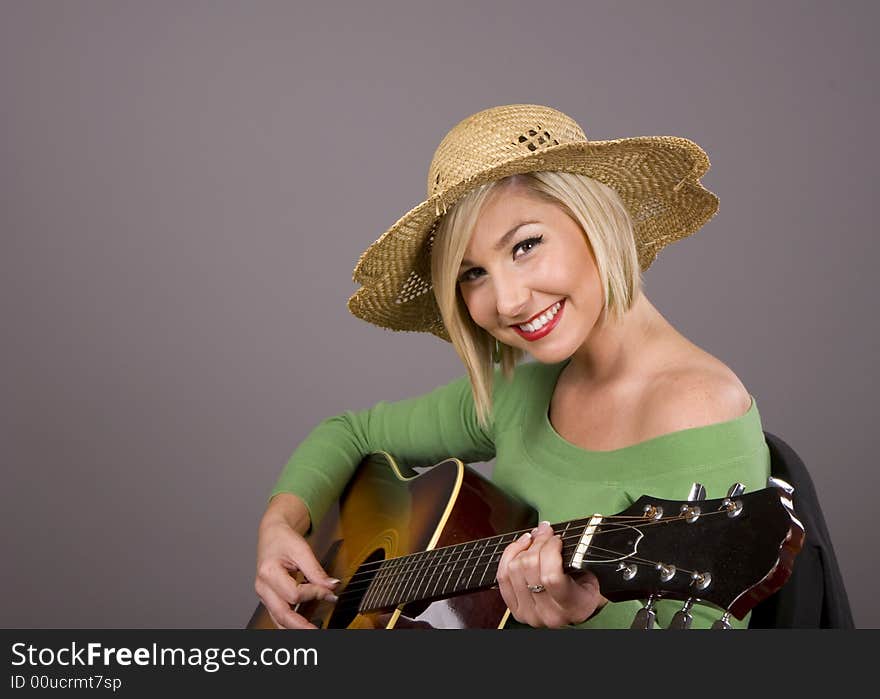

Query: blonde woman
[255,105,769,629]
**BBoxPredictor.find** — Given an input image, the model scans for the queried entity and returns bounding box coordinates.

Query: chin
[519,338,576,365]
[528,349,574,365]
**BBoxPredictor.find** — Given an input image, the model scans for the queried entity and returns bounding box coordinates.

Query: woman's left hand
[497,521,607,627]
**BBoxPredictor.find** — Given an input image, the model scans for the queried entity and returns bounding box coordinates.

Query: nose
[493,271,530,321]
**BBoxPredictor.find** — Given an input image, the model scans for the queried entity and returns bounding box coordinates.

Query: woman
[255,104,770,629]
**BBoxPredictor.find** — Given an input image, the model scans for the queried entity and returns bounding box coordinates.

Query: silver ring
[527,584,546,594]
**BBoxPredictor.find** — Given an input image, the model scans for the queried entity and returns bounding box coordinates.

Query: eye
[458,266,485,284]
[513,235,544,259]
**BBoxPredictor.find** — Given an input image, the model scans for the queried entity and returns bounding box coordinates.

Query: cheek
[459,286,492,326]
[567,257,603,306]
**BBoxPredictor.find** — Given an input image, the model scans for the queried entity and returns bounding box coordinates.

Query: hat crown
[426,104,588,198]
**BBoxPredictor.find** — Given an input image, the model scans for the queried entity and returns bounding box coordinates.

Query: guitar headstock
[565,480,804,623]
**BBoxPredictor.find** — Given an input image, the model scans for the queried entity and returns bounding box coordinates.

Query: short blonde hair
[431,171,641,428]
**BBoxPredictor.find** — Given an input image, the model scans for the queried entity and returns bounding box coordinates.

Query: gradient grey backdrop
[3,0,878,628]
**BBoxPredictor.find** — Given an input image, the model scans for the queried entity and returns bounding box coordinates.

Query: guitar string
[332,508,729,604]
[332,507,730,585]
[345,550,683,613]
[344,543,692,606]
[326,511,730,605]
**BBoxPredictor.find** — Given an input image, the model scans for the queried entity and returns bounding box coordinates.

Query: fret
[453,540,480,594]
[405,549,432,605]
[438,543,465,597]
[373,558,397,610]
[443,543,468,597]
[387,550,415,608]
[429,544,457,599]
[383,556,410,609]
[360,561,376,611]
[396,550,422,606]
[558,520,573,565]
[478,534,506,587]
[419,549,438,599]
[359,570,373,612]
[466,538,492,590]
[410,549,435,605]
[363,559,388,611]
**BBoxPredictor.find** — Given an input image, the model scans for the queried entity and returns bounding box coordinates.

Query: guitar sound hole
[326,549,385,629]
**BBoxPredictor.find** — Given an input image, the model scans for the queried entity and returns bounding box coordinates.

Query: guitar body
[247,453,536,629]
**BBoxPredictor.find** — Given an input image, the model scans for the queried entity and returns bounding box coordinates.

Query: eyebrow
[459,220,540,268]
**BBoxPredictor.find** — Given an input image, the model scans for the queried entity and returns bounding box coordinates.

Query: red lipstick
[511,300,564,342]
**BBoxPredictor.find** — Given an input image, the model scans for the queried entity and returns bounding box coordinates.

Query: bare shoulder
[640,356,753,437]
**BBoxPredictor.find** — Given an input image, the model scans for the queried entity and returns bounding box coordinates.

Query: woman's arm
[255,371,500,628]
[255,492,341,629]
[270,372,497,528]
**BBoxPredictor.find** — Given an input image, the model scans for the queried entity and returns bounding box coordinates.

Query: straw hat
[348,104,718,341]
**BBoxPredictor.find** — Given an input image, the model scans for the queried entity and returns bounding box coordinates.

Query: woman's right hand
[254,493,340,629]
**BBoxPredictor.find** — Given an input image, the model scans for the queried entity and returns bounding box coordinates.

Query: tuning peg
[668,598,695,630]
[727,482,745,498]
[721,483,745,518]
[686,482,706,501]
[710,612,732,630]
[630,595,658,629]
[768,476,794,495]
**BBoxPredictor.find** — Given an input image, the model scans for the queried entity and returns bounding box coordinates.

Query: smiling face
[457,184,606,364]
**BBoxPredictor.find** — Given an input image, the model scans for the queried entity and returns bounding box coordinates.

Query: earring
[493,339,502,364]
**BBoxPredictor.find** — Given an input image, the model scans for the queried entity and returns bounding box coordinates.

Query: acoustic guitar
[247,452,803,629]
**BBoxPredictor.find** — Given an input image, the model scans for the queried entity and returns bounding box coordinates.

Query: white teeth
[518,302,561,333]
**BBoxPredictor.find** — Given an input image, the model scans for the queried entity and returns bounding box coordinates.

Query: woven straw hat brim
[348,135,718,342]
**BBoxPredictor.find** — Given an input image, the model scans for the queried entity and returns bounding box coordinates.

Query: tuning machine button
[686,482,706,501]
[680,483,704,522]
[711,611,732,630]
[727,482,745,498]
[767,476,794,495]
[691,571,712,591]
[668,598,695,630]
[680,504,701,523]
[643,504,663,520]
[721,498,743,518]
[630,595,658,629]
[655,563,676,582]
[617,562,638,581]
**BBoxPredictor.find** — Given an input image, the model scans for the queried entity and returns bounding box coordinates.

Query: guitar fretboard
[359,521,584,612]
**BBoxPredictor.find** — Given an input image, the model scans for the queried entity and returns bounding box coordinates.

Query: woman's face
[457,185,605,364]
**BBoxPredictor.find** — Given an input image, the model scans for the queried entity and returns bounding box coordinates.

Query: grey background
[2,0,877,628]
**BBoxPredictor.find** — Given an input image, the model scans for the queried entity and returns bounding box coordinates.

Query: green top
[272,359,771,629]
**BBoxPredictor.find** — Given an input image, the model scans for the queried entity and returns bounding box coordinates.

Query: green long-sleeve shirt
[272,359,770,629]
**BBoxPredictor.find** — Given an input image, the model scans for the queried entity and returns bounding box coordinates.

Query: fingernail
[328,578,341,586]
[326,593,339,602]
[532,521,550,535]
[520,531,532,542]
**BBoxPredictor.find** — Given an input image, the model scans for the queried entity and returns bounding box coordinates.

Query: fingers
[255,521,341,630]
[291,544,340,590]
[256,565,340,630]
[497,530,534,613]
[499,522,573,627]
[498,522,556,618]
[536,530,568,596]
[258,587,317,630]
[520,523,565,622]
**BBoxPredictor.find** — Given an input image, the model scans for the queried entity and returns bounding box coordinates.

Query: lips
[511,300,564,342]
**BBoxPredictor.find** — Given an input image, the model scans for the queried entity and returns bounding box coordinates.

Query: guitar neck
[359,519,592,612]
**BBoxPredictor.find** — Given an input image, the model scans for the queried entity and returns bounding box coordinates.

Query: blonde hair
[431,171,642,429]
